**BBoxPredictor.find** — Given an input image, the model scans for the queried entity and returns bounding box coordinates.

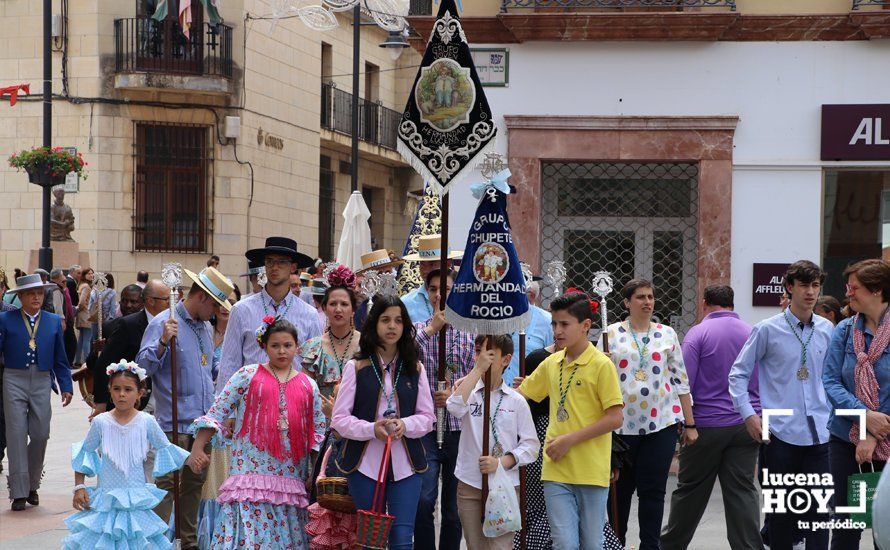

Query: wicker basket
[355,436,395,549]
[316,445,356,513]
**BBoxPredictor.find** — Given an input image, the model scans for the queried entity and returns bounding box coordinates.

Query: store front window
[822,170,890,299]
[540,162,699,335]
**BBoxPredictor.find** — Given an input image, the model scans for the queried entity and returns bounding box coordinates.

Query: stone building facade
[0,0,422,284]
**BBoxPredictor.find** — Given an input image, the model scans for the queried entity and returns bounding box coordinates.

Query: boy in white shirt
[447,334,540,550]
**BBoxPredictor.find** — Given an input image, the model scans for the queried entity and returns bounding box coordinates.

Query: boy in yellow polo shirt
[518,292,624,549]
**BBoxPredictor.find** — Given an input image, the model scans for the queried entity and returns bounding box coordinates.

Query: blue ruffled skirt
[63,484,171,549]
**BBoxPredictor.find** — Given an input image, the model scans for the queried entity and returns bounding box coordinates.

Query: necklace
[783,310,815,381]
[178,304,210,366]
[20,310,40,351]
[627,321,652,382]
[490,389,507,457]
[262,291,292,320]
[556,356,581,422]
[444,326,460,374]
[268,363,293,431]
[328,326,352,342]
[327,327,355,369]
[370,353,402,419]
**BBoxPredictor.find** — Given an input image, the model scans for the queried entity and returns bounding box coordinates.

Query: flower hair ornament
[565,287,600,316]
[255,315,278,345]
[326,264,357,291]
[106,359,148,381]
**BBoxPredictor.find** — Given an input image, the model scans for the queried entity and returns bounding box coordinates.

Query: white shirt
[446,379,539,490]
[145,309,156,323]
[215,288,322,393]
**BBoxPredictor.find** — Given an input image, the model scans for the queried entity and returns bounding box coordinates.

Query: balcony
[113,17,234,96]
[321,84,403,152]
[409,0,433,15]
[853,0,890,8]
[408,0,890,42]
[500,0,736,10]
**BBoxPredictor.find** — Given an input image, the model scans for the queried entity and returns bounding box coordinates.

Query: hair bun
[327,265,357,291]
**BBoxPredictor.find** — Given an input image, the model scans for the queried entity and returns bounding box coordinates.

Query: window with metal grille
[541,162,699,336]
[134,123,211,252]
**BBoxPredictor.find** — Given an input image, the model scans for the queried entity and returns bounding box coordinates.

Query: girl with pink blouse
[331,294,435,549]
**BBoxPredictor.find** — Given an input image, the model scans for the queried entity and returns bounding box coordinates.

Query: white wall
[444,40,890,324]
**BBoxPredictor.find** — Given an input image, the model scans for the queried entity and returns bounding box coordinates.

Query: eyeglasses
[148,295,170,302]
[265,258,293,268]
[846,283,862,294]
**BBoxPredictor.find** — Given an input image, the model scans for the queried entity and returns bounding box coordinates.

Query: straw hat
[403,234,463,262]
[355,250,404,275]
[9,274,56,294]
[184,267,235,312]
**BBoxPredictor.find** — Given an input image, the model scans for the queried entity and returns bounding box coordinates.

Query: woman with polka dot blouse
[602,278,696,550]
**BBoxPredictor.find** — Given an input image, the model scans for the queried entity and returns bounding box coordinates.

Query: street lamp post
[351,3,361,193]
[349,3,409,194]
[40,0,53,271]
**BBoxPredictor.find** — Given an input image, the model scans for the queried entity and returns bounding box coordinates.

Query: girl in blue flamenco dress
[64,360,190,549]
[186,317,326,549]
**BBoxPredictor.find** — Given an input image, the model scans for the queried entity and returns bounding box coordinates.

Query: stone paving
[0,396,877,549]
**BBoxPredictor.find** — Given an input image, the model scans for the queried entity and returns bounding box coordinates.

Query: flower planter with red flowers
[8,146,88,188]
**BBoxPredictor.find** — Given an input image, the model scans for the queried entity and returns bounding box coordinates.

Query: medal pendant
[201,354,208,366]
[383,408,397,419]
[29,339,36,351]
[277,415,289,431]
[557,405,569,423]
[634,369,648,382]
[492,443,504,458]
[796,366,809,381]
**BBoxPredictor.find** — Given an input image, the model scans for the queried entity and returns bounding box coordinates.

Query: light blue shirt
[728,309,834,446]
[401,285,434,325]
[136,302,215,433]
[504,305,553,386]
[823,315,890,441]
[215,288,322,393]
[89,288,118,321]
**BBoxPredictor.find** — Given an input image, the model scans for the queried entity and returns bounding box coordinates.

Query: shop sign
[753,263,790,307]
[822,104,890,161]
[470,48,509,87]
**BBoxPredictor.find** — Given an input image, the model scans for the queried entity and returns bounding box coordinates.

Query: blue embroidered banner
[445,185,529,335]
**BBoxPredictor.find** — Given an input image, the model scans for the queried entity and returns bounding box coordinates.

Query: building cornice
[408,12,890,46]
[503,115,741,131]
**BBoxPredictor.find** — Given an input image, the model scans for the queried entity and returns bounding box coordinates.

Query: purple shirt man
[661,285,764,550]
[683,311,761,427]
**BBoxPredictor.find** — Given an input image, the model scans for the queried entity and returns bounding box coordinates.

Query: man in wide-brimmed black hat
[216,237,322,391]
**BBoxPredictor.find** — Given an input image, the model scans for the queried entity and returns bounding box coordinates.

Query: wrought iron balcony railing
[321,84,402,151]
[409,0,434,15]
[115,17,233,78]
[852,0,890,9]
[501,0,736,10]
